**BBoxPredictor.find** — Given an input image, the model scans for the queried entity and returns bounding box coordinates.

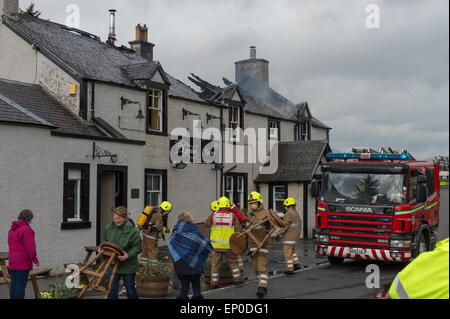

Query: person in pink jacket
[8,209,39,299]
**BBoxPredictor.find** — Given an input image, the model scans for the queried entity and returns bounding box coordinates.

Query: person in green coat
[102,206,142,299]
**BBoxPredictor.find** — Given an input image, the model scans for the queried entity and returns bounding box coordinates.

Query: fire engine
[312,148,440,264]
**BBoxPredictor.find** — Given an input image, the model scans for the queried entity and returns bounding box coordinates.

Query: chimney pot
[1,0,19,17]
[250,46,256,59]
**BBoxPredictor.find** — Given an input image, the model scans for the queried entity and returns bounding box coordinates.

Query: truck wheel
[328,256,344,265]
[413,227,430,258]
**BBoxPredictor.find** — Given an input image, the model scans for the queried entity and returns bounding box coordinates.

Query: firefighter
[277,197,302,274]
[230,203,247,274]
[246,191,272,298]
[204,197,244,288]
[138,201,172,263]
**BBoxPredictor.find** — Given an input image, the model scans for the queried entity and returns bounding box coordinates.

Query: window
[268,119,280,141]
[224,174,248,209]
[62,163,91,229]
[145,169,167,207]
[230,106,240,140]
[273,185,287,214]
[295,121,310,141]
[426,168,435,197]
[67,169,81,221]
[146,174,162,207]
[148,89,162,132]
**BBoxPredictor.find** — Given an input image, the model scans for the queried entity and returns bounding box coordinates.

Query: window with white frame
[273,185,287,214]
[236,176,244,209]
[148,89,162,132]
[225,176,233,203]
[146,174,162,207]
[230,106,240,139]
[67,169,82,222]
[269,119,280,140]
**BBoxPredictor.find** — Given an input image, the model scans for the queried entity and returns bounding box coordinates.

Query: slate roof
[0,78,106,137]
[2,14,155,87]
[254,140,331,183]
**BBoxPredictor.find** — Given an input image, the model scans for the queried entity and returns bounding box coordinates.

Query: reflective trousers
[211,250,242,286]
[283,244,299,271]
[251,252,268,288]
[141,235,158,262]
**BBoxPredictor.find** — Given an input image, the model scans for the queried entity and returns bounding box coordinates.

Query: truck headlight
[318,235,329,243]
[391,240,411,248]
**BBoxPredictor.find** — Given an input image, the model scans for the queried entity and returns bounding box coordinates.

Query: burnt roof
[255,140,331,183]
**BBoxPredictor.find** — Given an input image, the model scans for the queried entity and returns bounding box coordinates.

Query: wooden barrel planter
[136,275,170,298]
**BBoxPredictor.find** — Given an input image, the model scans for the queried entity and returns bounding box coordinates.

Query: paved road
[205,189,449,299]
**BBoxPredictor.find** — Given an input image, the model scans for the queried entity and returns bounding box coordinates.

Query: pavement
[0,238,324,299]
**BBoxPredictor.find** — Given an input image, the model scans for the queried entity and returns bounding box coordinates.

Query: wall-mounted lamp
[121,96,145,120]
[182,108,201,121]
[206,113,221,124]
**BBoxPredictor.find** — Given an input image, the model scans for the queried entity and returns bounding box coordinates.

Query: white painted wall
[0,124,144,274]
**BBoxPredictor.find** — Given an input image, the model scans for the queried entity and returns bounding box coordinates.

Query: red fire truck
[312,149,440,264]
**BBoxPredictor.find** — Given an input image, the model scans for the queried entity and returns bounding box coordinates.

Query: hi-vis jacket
[204,209,236,250]
[279,207,302,245]
[389,237,449,299]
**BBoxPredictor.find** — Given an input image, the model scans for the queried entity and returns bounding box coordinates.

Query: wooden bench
[29,268,52,299]
[0,252,10,291]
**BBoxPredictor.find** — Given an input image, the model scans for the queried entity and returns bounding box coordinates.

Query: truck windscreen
[320,173,408,205]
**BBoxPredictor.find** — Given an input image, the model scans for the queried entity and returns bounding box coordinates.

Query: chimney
[235,46,269,86]
[129,23,155,61]
[0,0,19,18]
[250,46,256,59]
[107,9,117,46]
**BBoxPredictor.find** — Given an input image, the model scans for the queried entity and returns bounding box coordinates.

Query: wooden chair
[77,242,124,299]
[230,210,284,256]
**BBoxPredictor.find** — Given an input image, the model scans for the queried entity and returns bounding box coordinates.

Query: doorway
[97,165,128,245]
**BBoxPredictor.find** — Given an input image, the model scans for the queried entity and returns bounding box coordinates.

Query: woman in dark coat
[168,212,213,299]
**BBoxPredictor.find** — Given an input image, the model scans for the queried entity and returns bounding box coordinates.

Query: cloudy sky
[25,0,449,160]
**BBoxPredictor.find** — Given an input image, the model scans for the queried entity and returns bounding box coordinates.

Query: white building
[0,0,331,272]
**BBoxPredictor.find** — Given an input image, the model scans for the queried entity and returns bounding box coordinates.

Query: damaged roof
[255,140,331,183]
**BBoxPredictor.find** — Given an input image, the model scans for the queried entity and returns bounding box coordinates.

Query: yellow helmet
[160,201,172,212]
[284,197,296,207]
[210,200,219,212]
[217,196,231,209]
[248,191,263,204]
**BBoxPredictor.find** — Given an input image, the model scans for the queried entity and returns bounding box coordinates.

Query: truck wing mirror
[417,175,427,183]
[416,183,428,203]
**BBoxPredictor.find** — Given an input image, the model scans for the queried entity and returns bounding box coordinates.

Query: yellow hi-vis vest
[210,210,236,249]
[389,237,449,299]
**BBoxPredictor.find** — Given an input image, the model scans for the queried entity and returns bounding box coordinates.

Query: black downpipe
[91,81,95,119]
[303,182,309,238]
[220,107,224,196]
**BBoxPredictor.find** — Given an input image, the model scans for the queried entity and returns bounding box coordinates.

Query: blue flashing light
[326,153,409,161]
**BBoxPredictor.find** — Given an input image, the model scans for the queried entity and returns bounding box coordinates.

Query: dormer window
[148,88,162,132]
[295,121,311,141]
[268,119,280,141]
[230,105,241,140]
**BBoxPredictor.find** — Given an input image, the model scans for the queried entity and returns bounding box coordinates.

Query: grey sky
[25,0,449,160]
